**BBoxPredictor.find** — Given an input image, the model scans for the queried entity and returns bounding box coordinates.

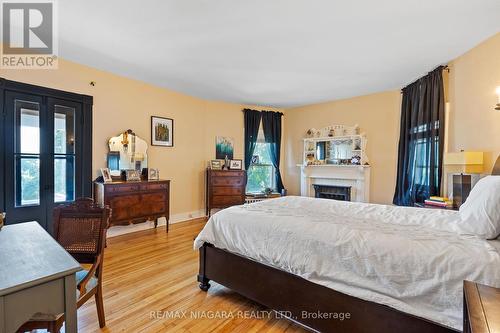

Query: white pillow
[458,176,500,239]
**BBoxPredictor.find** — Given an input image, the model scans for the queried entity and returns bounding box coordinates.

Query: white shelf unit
[302,134,368,166]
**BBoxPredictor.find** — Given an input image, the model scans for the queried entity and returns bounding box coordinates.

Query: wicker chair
[17,198,111,333]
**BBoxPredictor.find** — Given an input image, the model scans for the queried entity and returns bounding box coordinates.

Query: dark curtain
[262,111,285,193]
[393,66,445,206]
[243,109,262,171]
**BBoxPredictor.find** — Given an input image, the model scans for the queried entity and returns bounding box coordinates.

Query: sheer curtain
[393,66,445,206]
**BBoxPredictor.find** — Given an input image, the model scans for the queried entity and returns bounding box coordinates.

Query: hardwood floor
[77,218,307,332]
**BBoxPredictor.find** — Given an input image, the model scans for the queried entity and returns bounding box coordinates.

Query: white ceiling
[59,1,500,107]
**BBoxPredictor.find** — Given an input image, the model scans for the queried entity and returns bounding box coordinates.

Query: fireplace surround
[299,165,370,202]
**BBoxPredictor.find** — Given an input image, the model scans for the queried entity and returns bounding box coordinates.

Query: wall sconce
[495,86,500,110]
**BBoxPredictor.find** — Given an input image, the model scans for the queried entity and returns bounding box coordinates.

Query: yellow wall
[448,32,500,172]
[283,33,500,204]
[284,91,401,204]
[0,59,282,219]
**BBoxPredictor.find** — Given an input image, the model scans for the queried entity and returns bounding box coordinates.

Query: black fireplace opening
[313,185,351,201]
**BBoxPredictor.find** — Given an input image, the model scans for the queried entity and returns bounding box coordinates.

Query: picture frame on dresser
[210,160,222,170]
[125,170,142,181]
[229,159,242,170]
[100,168,112,183]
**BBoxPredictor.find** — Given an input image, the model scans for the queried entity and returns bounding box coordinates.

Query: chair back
[53,198,111,264]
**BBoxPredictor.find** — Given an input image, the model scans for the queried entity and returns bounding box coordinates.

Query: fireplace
[313,184,351,201]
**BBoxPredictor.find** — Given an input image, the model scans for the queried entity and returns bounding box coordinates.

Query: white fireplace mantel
[298,164,371,202]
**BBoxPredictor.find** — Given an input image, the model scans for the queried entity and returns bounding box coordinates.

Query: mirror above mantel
[302,125,369,166]
[107,129,148,176]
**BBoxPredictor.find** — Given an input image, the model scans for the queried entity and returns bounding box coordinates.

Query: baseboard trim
[107,209,206,238]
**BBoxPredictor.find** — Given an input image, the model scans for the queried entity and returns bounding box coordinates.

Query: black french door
[0,79,92,233]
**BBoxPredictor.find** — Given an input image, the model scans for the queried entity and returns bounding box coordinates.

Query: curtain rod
[242,108,284,116]
[400,65,449,93]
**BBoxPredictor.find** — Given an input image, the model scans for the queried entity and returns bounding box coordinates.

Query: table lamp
[443,151,483,208]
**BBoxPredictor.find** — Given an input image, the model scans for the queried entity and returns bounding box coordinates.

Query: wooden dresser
[94,179,170,231]
[463,280,500,333]
[206,169,246,216]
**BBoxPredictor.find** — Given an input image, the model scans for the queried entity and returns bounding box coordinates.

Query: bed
[194,167,500,332]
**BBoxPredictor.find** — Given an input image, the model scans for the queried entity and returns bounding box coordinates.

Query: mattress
[194,196,500,330]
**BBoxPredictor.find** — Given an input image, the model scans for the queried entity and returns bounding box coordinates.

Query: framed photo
[125,170,142,181]
[215,136,234,160]
[151,116,174,147]
[230,159,242,170]
[100,168,112,183]
[210,160,222,170]
[148,168,159,180]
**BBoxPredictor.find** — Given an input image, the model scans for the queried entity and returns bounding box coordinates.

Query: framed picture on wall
[215,136,234,159]
[151,116,174,147]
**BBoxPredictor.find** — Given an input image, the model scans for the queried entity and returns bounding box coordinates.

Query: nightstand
[463,280,500,333]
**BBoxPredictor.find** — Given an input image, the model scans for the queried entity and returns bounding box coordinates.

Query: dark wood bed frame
[197,156,500,332]
[197,243,457,333]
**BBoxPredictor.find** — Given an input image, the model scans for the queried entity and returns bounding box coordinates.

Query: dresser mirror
[107,129,148,176]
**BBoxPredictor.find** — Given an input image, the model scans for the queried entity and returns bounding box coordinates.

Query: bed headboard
[493,156,500,175]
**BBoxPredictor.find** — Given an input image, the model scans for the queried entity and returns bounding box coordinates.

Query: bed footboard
[197,243,457,333]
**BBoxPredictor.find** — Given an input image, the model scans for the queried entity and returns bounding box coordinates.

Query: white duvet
[194,196,500,330]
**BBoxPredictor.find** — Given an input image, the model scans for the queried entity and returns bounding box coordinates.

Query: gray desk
[0,222,81,333]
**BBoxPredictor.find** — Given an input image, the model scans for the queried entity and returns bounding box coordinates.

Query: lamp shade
[443,151,484,173]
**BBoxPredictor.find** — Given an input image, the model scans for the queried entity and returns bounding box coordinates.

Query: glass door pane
[15,101,41,207]
[54,105,76,203]
[4,91,47,230]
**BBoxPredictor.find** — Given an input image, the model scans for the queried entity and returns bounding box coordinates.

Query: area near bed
[195,195,500,330]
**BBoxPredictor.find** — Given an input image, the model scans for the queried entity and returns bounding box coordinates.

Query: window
[410,121,440,196]
[246,130,276,193]
[15,104,41,206]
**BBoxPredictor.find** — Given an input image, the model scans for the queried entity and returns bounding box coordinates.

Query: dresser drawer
[109,195,140,208]
[146,202,167,215]
[211,171,245,177]
[140,182,168,191]
[105,184,140,194]
[211,195,244,206]
[142,193,167,203]
[211,177,245,187]
[212,187,244,196]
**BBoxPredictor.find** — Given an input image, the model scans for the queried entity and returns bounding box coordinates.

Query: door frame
[0,78,93,231]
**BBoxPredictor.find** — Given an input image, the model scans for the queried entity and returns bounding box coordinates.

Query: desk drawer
[211,195,244,206]
[211,177,245,187]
